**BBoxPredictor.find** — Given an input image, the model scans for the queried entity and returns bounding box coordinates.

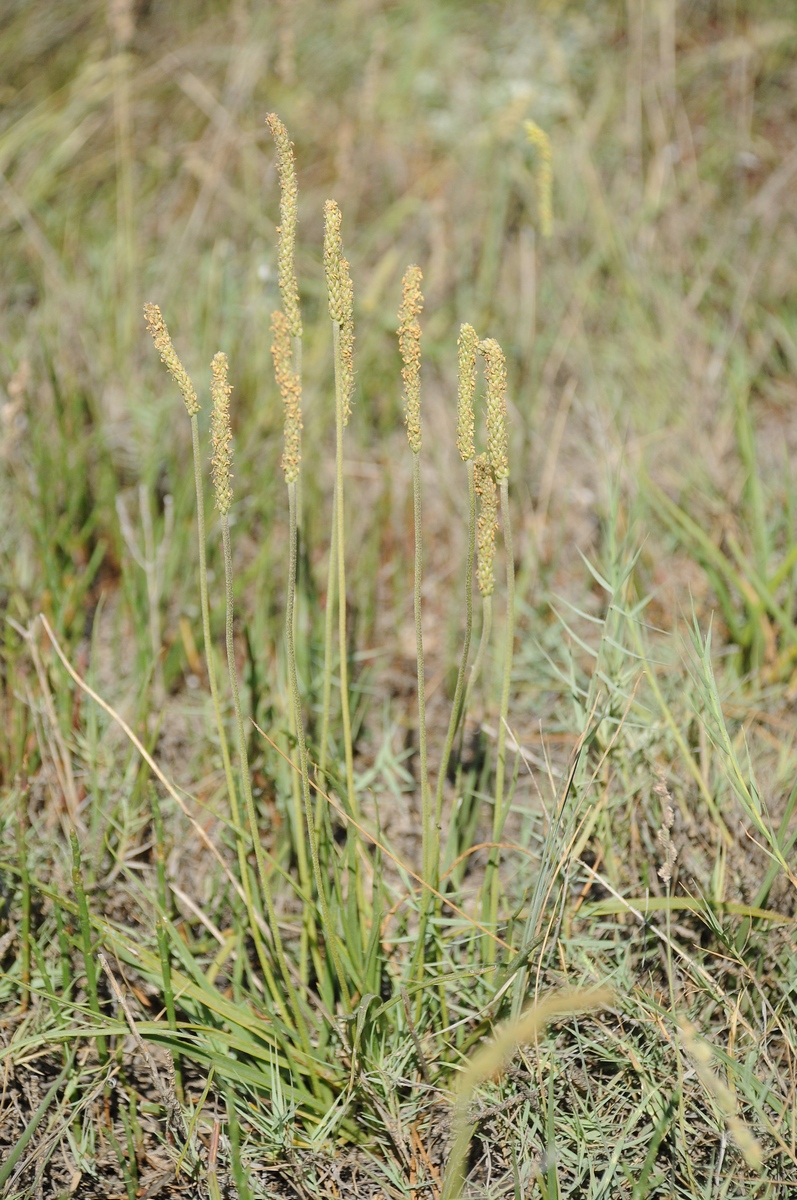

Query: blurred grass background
[2,0,797,1196]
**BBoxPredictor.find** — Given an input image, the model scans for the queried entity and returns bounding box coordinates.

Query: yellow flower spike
[271,311,302,485]
[398,264,424,454]
[474,454,498,598]
[456,323,479,463]
[480,337,509,482]
[210,352,233,515]
[266,113,302,339]
[524,119,553,238]
[143,303,199,416]
[323,199,355,425]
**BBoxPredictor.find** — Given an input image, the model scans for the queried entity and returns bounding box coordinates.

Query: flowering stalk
[144,304,263,972]
[480,337,514,961]
[272,312,350,1008]
[433,324,480,885]
[398,265,431,897]
[322,200,358,822]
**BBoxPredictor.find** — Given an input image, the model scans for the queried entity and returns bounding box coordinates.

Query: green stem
[332,321,359,821]
[287,482,351,1008]
[71,830,107,1064]
[17,789,31,1012]
[434,459,476,885]
[151,786,181,1099]
[412,451,431,886]
[318,486,337,792]
[486,479,515,962]
[191,416,273,994]
[221,517,309,1048]
[463,595,492,727]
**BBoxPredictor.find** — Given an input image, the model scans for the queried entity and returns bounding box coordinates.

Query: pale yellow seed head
[474,454,498,598]
[524,120,553,239]
[210,352,233,515]
[266,112,302,339]
[456,323,479,462]
[481,337,509,482]
[678,1019,763,1169]
[398,264,423,454]
[143,303,200,416]
[323,200,355,424]
[271,310,302,484]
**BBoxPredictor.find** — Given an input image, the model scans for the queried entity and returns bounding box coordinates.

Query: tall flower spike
[474,454,498,597]
[481,337,509,482]
[524,120,553,239]
[266,113,302,339]
[398,264,424,454]
[143,303,199,416]
[210,352,233,515]
[271,311,302,484]
[456,323,479,462]
[323,199,355,424]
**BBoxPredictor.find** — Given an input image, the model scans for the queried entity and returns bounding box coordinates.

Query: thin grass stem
[221,517,310,1049]
[486,478,515,960]
[287,480,351,1008]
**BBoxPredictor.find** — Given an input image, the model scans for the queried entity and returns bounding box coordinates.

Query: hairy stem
[332,322,359,821]
[486,479,515,961]
[434,458,476,886]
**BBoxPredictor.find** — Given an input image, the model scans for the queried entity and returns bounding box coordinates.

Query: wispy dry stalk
[441,987,613,1199]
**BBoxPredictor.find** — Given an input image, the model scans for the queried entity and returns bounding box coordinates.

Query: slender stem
[318,486,337,791]
[71,830,107,1064]
[463,595,492,728]
[287,481,351,1008]
[221,517,309,1048]
[486,479,515,961]
[332,322,359,820]
[434,459,475,886]
[191,417,271,987]
[412,451,431,885]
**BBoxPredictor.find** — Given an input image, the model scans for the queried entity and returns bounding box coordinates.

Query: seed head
[143,303,199,416]
[654,774,677,885]
[271,311,302,484]
[398,264,424,454]
[210,352,233,515]
[266,113,302,339]
[474,454,498,598]
[524,120,553,238]
[481,337,508,482]
[456,323,479,462]
[323,200,356,425]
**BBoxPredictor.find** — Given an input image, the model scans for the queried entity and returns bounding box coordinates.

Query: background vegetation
[1,0,797,1196]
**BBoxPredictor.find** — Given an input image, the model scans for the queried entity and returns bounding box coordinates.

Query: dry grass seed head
[271,310,302,484]
[398,264,424,454]
[456,323,479,462]
[480,337,508,482]
[474,453,498,597]
[143,303,199,416]
[678,1019,763,1170]
[524,119,553,238]
[323,199,355,424]
[266,112,302,339]
[210,352,233,515]
[654,773,677,885]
